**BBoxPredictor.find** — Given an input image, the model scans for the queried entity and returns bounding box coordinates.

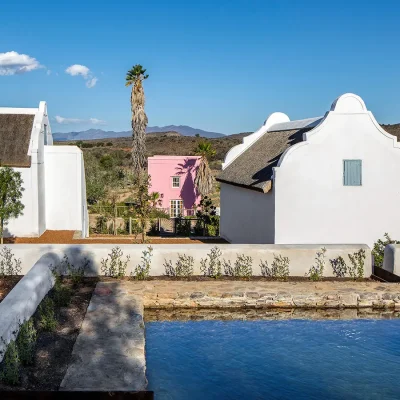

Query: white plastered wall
[3,102,49,237]
[44,146,88,235]
[274,93,400,248]
[220,183,275,244]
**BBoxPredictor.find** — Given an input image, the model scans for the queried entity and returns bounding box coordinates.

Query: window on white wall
[343,160,362,186]
[44,124,47,145]
[170,199,183,217]
[172,176,180,188]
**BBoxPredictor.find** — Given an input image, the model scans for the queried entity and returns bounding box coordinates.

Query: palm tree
[149,191,162,208]
[125,65,149,176]
[194,141,216,197]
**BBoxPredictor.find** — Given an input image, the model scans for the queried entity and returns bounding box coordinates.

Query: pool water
[145,319,400,400]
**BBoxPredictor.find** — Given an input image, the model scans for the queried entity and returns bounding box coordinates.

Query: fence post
[129,217,132,235]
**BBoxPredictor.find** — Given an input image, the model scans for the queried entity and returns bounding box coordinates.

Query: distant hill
[56,131,252,170]
[53,125,224,141]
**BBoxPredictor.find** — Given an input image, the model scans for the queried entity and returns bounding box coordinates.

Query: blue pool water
[145,319,400,400]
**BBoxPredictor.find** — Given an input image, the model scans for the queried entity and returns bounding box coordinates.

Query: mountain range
[53,125,225,141]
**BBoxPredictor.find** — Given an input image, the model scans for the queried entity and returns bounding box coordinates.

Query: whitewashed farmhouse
[0,102,88,238]
[217,93,400,247]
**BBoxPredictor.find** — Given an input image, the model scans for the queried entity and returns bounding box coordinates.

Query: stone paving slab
[60,283,146,391]
[106,280,400,310]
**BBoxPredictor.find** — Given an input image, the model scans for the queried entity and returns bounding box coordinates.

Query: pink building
[148,155,201,217]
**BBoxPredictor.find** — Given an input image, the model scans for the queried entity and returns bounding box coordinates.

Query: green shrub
[348,249,366,280]
[16,320,37,366]
[101,247,130,278]
[330,256,348,278]
[164,254,194,277]
[0,339,20,385]
[0,247,22,277]
[224,254,253,277]
[200,247,222,278]
[372,233,399,268]
[52,283,72,308]
[38,297,58,332]
[260,254,290,280]
[307,247,326,281]
[131,246,153,280]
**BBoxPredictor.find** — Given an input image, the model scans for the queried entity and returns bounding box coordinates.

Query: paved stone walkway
[60,283,146,391]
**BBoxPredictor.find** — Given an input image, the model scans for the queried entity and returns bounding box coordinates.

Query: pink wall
[148,155,201,210]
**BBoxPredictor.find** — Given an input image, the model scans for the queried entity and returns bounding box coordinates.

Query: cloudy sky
[1,0,400,133]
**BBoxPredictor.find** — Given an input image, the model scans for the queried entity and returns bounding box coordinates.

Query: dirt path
[5,230,226,245]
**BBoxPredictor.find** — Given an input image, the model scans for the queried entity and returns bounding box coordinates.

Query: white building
[217,93,400,247]
[0,102,88,238]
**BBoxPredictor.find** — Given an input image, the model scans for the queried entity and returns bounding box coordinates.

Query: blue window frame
[343,160,362,186]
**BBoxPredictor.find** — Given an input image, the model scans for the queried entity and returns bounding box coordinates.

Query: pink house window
[170,199,183,217]
[172,176,180,188]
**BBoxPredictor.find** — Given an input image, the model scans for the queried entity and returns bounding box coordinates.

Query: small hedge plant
[260,254,290,281]
[223,254,253,278]
[164,254,194,277]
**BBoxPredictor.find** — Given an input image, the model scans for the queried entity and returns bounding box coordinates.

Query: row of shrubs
[0,263,80,385]
[99,245,366,281]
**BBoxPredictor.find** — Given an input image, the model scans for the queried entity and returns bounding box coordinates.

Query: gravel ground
[4,230,226,244]
[0,276,21,302]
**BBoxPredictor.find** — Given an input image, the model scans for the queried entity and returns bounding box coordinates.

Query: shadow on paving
[59,280,146,391]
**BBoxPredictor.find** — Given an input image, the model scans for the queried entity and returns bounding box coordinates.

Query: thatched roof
[217,122,400,193]
[0,114,34,168]
[216,128,312,192]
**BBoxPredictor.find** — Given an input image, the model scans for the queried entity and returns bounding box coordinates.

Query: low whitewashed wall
[0,253,57,362]
[0,244,372,277]
[383,244,400,275]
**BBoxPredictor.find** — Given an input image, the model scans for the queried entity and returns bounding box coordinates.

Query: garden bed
[0,278,97,391]
[0,276,22,302]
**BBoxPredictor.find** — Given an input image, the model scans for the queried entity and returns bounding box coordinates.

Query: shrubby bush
[0,247,22,277]
[260,254,290,280]
[0,339,20,385]
[307,247,326,281]
[200,246,222,278]
[101,246,130,279]
[224,254,253,277]
[164,254,194,277]
[372,233,399,268]
[131,246,153,280]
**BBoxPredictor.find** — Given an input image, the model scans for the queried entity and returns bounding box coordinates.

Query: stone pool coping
[105,280,400,309]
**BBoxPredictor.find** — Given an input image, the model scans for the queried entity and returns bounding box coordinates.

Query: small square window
[343,160,362,186]
[172,176,180,188]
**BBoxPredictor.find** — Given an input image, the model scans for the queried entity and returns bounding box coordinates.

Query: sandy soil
[5,230,226,245]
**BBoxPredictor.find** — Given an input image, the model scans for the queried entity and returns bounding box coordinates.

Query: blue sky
[1,0,400,134]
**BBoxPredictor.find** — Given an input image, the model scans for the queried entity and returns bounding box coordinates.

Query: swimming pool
[146,319,400,400]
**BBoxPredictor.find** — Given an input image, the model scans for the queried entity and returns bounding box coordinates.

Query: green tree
[0,167,24,244]
[133,175,157,243]
[149,191,162,208]
[125,64,149,176]
[84,153,107,205]
[194,141,216,196]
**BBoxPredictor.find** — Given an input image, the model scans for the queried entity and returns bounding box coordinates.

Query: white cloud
[89,118,106,125]
[46,70,52,76]
[0,51,43,75]
[55,116,106,125]
[65,64,98,88]
[86,77,97,88]
[65,64,90,77]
